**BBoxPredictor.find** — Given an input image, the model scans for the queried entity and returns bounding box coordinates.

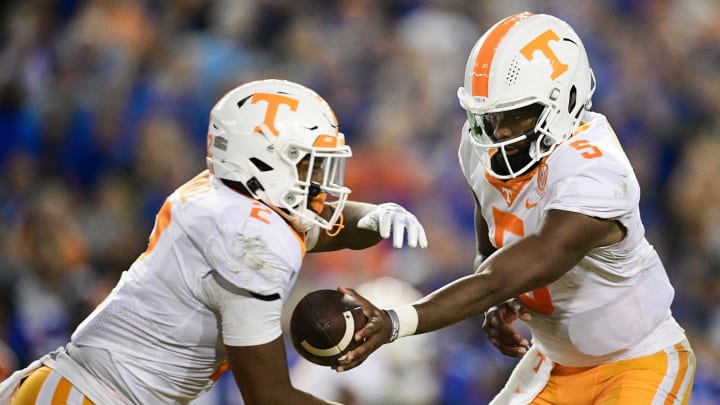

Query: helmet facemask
[466,103,550,179]
[280,143,350,232]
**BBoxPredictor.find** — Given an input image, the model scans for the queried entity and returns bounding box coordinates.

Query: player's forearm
[412,235,566,334]
[240,385,341,405]
[311,201,383,252]
[412,272,506,334]
[285,390,342,405]
[340,201,385,248]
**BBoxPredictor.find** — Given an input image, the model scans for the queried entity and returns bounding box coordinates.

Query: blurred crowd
[0,0,719,403]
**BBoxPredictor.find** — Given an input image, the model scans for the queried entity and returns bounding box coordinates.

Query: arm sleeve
[202,271,283,347]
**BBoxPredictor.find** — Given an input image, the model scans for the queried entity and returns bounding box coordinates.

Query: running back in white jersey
[69,170,306,402]
[459,111,685,366]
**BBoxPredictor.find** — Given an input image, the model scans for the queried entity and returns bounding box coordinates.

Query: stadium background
[0,0,718,403]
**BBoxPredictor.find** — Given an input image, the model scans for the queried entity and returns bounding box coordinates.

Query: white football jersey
[459,111,686,366]
[68,170,305,402]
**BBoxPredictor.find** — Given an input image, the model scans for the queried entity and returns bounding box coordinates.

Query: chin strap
[309,193,344,237]
[325,212,344,237]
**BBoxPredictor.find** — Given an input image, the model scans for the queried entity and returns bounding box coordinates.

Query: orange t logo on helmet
[520,29,568,80]
[251,93,300,136]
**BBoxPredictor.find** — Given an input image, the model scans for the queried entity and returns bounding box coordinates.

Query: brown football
[290,289,367,367]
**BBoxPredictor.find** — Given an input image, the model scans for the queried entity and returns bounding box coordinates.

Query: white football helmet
[457,12,596,179]
[207,79,352,232]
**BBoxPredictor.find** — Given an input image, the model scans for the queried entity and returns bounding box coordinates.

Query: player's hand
[483,299,532,357]
[357,202,428,249]
[332,287,391,372]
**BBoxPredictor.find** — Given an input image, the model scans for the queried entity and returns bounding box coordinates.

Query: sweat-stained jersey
[65,170,305,403]
[459,111,686,367]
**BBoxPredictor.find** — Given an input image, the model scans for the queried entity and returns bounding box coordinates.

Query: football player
[0,79,427,404]
[338,12,695,405]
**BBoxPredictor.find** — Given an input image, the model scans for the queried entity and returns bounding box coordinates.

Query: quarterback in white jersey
[458,110,686,367]
[0,79,428,404]
[337,12,695,405]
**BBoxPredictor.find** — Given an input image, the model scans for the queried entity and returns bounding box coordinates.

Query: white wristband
[384,305,418,343]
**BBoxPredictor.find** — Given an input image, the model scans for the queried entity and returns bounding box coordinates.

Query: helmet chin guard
[207,79,352,231]
[458,12,596,179]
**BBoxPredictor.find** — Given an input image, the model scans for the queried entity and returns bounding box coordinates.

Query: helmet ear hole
[250,158,273,172]
[568,85,577,113]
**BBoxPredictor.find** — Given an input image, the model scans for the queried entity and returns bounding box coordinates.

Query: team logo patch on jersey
[501,187,514,206]
[536,163,548,198]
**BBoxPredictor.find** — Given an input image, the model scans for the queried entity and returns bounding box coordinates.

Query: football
[290,289,367,367]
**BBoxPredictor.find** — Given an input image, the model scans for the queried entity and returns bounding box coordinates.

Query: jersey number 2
[492,207,554,315]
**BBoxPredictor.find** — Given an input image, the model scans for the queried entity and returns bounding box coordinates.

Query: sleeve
[202,208,302,298]
[544,145,640,220]
[201,271,283,347]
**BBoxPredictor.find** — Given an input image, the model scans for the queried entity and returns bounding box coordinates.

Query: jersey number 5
[492,207,555,315]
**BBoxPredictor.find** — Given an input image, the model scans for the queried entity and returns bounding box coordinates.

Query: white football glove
[357,203,428,249]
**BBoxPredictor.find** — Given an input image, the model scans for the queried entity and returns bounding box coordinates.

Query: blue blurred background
[0,0,718,403]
